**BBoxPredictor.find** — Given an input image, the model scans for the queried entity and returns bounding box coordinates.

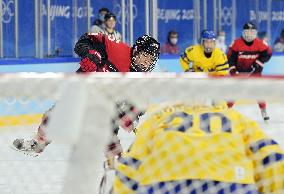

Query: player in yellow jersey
[114,102,284,194]
[180,30,229,76]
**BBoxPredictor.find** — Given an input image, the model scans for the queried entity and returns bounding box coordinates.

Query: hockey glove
[79,50,103,72]
[104,135,123,169]
[250,60,263,74]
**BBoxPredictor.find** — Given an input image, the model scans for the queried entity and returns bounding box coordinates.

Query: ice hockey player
[180,30,229,76]
[227,22,272,121]
[114,102,284,194]
[12,33,160,156]
[75,32,160,72]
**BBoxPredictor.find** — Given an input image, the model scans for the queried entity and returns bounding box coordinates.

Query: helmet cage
[131,35,160,72]
[201,30,216,53]
[242,29,257,42]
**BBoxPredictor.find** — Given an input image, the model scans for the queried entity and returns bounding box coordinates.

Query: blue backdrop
[1,0,284,57]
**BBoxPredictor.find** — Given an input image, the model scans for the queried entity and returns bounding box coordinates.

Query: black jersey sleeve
[74,33,107,62]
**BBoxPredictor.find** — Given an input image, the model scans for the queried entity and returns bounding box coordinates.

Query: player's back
[136,103,255,185]
[103,35,132,72]
[82,33,132,72]
[115,103,284,194]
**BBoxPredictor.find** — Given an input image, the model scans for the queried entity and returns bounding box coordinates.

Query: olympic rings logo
[1,0,15,24]
[114,3,138,25]
[220,6,232,26]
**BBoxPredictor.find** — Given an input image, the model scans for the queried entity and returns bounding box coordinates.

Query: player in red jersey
[227,22,272,121]
[75,32,160,72]
[12,33,160,156]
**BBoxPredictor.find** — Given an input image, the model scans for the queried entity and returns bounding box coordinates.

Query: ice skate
[261,108,270,121]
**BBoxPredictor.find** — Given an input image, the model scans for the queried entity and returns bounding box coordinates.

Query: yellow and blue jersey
[114,103,284,194]
[180,45,229,76]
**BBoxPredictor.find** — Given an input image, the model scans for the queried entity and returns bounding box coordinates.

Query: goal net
[0,73,284,194]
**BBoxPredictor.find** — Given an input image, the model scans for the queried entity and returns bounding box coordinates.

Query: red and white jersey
[76,33,132,72]
[227,38,272,73]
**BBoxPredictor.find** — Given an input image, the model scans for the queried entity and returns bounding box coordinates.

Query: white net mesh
[0,73,284,194]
